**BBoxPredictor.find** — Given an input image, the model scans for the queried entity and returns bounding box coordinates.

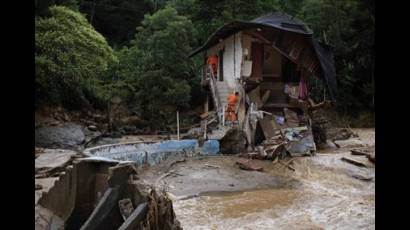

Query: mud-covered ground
[139,128,375,230]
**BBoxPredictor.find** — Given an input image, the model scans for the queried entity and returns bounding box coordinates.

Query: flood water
[173,188,300,229]
[172,151,375,230]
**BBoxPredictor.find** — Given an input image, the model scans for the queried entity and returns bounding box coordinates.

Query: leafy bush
[35,5,117,109]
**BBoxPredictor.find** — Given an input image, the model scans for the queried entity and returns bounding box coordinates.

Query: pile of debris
[238,132,287,160]
[235,109,317,172]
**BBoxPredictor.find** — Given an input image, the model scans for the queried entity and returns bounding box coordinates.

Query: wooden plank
[351,149,371,157]
[258,116,275,139]
[80,187,120,230]
[341,157,368,168]
[244,32,298,64]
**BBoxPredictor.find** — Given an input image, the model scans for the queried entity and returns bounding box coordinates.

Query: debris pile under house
[189,12,337,160]
[35,148,181,230]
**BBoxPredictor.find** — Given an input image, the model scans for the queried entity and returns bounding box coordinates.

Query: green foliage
[167,0,279,45]
[113,6,196,129]
[78,0,155,46]
[35,0,374,127]
[36,0,79,16]
[35,6,117,109]
[298,0,374,115]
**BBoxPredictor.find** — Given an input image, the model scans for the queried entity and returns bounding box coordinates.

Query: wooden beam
[244,32,298,64]
[80,187,120,230]
[117,202,148,230]
[341,157,368,168]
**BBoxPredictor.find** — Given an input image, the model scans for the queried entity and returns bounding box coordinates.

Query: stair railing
[204,65,225,122]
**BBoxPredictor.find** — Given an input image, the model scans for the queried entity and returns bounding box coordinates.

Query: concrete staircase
[216,81,232,107]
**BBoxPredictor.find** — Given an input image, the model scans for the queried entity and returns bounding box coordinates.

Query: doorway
[218,49,224,81]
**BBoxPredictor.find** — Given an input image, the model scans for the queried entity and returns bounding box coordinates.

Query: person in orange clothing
[207,55,218,76]
[225,91,240,122]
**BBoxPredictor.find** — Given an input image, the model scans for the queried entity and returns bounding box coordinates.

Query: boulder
[219,128,247,154]
[35,122,85,149]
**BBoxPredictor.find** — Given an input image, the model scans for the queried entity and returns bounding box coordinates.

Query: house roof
[189,12,337,102]
[189,12,313,58]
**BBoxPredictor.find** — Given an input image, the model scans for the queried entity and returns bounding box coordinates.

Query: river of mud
[170,129,375,230]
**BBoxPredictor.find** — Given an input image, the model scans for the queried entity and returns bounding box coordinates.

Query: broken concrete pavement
[35,149,181,230]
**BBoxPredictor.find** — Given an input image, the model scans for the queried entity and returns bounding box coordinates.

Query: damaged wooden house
[189,12,337,156]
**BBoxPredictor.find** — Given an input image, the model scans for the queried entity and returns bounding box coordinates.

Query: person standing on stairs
[225,91,240,124]
[207,55,218,77]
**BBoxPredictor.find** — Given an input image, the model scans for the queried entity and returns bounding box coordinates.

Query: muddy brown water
[168,129,375,230]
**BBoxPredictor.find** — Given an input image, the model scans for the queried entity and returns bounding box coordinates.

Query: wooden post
[222,104,225,126]
[204,92,209,113]
[203,121,207,139]
[177,110,180,140]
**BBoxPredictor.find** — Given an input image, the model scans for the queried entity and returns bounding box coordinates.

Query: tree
[121,6,197,129]
[35,6,117,109]
[78,0,155,46]
[299,0,374,115]
[35,0,79,16]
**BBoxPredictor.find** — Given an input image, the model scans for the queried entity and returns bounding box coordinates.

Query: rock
[35,122,85,149]
[325,140,337,149]
[219,128,247,154]
[334,138,364,148]
[327,128,355,141]
[123,126,137,134]
[120,116,143,127]
[88,125,98,131]
[236,159,263,171]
